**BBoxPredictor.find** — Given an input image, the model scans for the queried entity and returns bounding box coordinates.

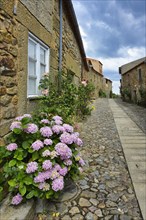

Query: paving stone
[89,206,97,213]
[72,214,84,220]
[94,209,103,217]
[98,202,105,209]
[89,198,99,206]
[69,206,80,216]
[81,190,96,199]
[120,215,132,220]
[85,212,97,220]
[79,198,91,207]
[61,215,72,220]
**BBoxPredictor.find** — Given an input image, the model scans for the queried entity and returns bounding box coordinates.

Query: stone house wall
[0,0,87,145]
[102,78,112,98]
[83,59,103,98]
[121,63,146,103]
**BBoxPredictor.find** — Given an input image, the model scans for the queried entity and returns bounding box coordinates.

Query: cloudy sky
[72,0,146,94]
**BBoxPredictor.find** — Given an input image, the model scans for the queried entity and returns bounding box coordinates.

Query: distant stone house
[119,57,146,105]
[83,58,103,98]
[0,0,89,145]
[102,78,112,98]
[83,58,112,98]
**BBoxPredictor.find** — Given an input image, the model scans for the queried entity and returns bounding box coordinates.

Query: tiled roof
[86,58,103,75]
[119,57,146,75]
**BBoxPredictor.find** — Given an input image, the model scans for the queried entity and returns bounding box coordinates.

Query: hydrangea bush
[1,114,85,205]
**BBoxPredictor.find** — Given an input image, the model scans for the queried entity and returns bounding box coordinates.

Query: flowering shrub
[0,114,84,205]
[38,73,95,123]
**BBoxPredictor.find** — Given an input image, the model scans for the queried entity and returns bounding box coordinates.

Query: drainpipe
[58,0,63,93]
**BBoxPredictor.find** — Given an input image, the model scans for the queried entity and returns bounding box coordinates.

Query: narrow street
[34,98,146,220]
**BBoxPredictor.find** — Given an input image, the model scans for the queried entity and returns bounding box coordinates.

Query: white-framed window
[28,33,49,97]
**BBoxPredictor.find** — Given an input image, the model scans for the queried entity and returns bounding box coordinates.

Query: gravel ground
[35,98,143,220]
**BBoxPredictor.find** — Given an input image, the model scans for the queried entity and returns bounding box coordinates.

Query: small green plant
[0,114,85,205]
[99,89,106,98]
[122,88,131,100]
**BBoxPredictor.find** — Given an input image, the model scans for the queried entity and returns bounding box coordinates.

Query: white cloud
[112,81,120,95]
[98,46,145,72]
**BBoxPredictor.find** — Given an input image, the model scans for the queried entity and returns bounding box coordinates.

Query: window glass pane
[28,78,36,95]
[40,64,46,76]
[29,60,36,76]
[40,48,46,63]
[29,40,36,59]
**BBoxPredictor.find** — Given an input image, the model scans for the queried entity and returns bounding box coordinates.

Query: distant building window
[28,33,49,97]
[138,69,142,82]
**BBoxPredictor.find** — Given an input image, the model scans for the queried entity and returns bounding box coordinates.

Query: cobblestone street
[35,98,145,220]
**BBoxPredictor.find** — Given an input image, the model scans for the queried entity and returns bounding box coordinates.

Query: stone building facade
[83,58,103,98]
[119,57,146,105]
[83,58,112,98]
[102,78,112,98]
[0,0,88,145]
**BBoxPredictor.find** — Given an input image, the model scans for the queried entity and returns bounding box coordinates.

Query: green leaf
[8,179,17,187]
[26,190,34,199]
[19,185,26,196]
[16,155,23,161]
[13,128,22,134]
[22,141,30,149]
[0,186,3,192]
[9,159,16,167]
[28,148,33,153]
[23,177,33,185]
[45,190,54,199]
[32,151,39,161]
[21,117,31,125]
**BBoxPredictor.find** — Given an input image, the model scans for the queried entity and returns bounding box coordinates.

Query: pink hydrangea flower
[64,159,72,166]
[63,124,74,133]
[42,160,52,170]
[41,119,50,124]
[52,176,64,192]
[59,167,68,176]
[75,138,83,147]
[60,132,73,145]
[42,89,49,96]
[44,139,53,146]
[11,193,23,205]
[6,143,18,151]
[40,126,53,138]
[31,140,44,151]
[24,123,38,134]
[42,150,51,157]
[10,121,22,131]
[54,119,63,125]
[34,170,52,183]
[15,114,32,121]
[50,168,60,180]
[26,161,38,173]
[55,143,72,160]
[52,116,63,121]
[38,182,50,191]
[50,150,58,159]
[52,125,65,134]
[78,167,83,173]
[79,158,85,166]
